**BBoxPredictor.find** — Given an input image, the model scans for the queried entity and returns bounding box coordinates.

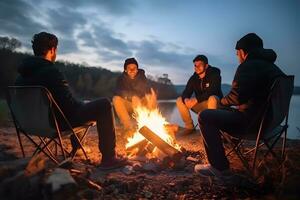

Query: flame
[126,89,180,152]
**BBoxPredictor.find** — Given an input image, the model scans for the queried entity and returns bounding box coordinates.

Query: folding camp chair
[5,86,96,165]
[222,75,294,177]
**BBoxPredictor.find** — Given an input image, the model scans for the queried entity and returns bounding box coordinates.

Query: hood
[247,48,277,63]
[18,56,53,76]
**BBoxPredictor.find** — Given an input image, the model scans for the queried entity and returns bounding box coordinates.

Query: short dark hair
[193,55,208,64]
[235,33,263,53]
[32,32,58,56]
[124,57,139,70]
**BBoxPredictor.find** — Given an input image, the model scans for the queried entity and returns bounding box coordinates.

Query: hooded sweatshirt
[114,69,150,100]
[15,56,82,119]
[221,48,285,121]
[181,66,223,102]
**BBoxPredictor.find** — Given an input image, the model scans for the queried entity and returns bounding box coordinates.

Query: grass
[0,99,10,126]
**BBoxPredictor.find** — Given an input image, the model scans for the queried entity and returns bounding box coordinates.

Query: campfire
[125,89,181,160]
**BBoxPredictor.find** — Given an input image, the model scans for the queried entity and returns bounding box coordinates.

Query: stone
[122,165,134,175]
[144,191,153,198]
[142,162,158,172]
[45,168,77,193]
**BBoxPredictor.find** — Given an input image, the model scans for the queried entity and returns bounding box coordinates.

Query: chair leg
[71,131,88,161]
[23,134,59,164]
[16,130,25,158]
[32,140,44,156]
[38,137,58,161]
[281,126,288,160]
[57,130,66,159]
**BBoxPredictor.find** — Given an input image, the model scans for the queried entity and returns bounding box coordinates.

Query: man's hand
[184,98,198,109]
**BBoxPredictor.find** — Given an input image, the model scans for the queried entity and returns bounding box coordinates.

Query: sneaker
[194,164,232,178]
[98,156,129,170]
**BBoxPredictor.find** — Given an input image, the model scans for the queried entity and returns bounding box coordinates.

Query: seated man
[196,33,286,177]
[113,58,151,134]
[176,55,223,134]
[15,32,126,169]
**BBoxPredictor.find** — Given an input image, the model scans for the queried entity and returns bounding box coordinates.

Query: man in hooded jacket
[15,32,127,169]
[112,58,151,132]
[195,33,286,177]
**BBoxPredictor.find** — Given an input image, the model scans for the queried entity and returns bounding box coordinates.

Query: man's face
[236,49,247,64]
[125,64,138,79]
[50,47,57,62]
[194,60,208,75]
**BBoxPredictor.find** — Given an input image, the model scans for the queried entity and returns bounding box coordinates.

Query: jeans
[198,108,248,171]
[176,96,219,129]
[70,98,116,162]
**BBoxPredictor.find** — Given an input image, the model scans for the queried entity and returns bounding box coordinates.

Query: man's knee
[112,96,125,108]
[176,96,184,106]
[207,95,219,109]
[198,109,214,125]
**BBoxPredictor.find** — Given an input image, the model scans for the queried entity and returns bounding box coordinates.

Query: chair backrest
[262,75,294,139]
[6,86,57,137]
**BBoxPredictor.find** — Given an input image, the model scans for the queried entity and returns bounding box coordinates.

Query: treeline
[0,48,178,100]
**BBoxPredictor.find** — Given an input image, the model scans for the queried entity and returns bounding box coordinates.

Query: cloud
[46,7,86,36]
[51,0,137,16]
[0,0,45,42]
[0,0,248,84]
[134,40,194,69]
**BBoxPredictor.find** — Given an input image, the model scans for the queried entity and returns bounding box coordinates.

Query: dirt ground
[0,124,300,199]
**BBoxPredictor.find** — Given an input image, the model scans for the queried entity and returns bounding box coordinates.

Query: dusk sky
[0,0,299,85]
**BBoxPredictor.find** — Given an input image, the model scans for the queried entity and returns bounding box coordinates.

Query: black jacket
[181,66,223,102]
[114,69,150,100]
[221,48,285,120]
[15,57,82,119]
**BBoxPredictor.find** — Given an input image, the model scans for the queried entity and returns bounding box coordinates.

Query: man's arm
[45,67,82,106]
[181,77,194,101]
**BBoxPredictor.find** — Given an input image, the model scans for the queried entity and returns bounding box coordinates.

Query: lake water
[158,95,300,139]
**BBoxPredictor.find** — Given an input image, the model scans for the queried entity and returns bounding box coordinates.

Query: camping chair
[5,86,96,165]
[222,75,294,177]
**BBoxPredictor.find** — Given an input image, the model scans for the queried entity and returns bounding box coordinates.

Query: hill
[0,49,178,100]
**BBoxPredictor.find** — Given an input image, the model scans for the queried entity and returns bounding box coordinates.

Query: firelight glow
[125,92,181,152]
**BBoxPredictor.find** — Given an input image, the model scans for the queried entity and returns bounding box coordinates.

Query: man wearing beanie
[113,57,151,133]
[195,33,286,177]
[176,54,223,135]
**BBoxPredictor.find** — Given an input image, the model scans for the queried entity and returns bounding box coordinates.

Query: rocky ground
[0,124,300,200]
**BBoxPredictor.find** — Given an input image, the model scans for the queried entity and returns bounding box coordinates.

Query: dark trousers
[70,98,116,162]
[198,109,248,171]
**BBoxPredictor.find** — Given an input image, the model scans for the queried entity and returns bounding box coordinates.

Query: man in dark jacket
[112,58,151,132]
[176,55,223,134]
[15,32,127,169]
[195,33,285,177]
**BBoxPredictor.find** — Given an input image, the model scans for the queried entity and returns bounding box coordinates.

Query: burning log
[138,126,180,157]
[126,139,148,152]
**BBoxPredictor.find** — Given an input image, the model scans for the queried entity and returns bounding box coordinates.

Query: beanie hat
[235,33,263,53]
[193,55,208,64]
[124,57,138,71]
